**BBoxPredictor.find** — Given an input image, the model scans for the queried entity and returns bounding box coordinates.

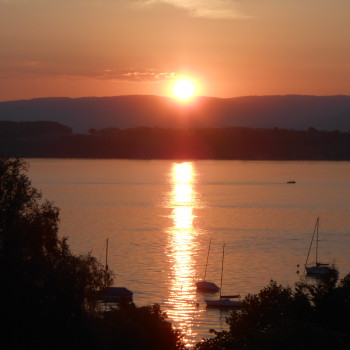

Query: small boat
[205,244,243,308]
[96,286,133,303]
[205,295,243,308]
[305,217,338,276]
[196,239,220,292]
[196,281,220,292]
[287,180,296,184]
[97,238,133,303]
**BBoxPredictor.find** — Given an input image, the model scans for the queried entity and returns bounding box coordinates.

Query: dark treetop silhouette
[2,122,350,160]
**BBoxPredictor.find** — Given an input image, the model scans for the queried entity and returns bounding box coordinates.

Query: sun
[173,79,195,100]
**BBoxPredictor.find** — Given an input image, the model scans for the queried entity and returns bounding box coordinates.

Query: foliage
[94,302,186,350]
[2,125,350,160]
[196,273,350,350]
[0,157,184,349]
[0,121,72,139]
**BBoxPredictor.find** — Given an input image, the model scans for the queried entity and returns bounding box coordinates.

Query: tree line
[1,122,350,159]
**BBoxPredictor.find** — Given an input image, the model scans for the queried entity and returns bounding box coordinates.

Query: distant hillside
[0,95,350,133]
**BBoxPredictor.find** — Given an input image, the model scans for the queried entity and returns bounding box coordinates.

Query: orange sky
[1,0,350,101]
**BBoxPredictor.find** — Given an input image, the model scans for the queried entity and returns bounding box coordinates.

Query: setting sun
[173,79,195,100]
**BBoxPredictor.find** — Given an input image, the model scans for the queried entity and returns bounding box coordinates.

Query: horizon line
[2,93,350,103]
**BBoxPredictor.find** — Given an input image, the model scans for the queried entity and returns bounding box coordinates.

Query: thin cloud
[0,60,43,79]
[100,68,177,82]
[136,0,249,19]
[1,0,248,19]
[0,60,178,83]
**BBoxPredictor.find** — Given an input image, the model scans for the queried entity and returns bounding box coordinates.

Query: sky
[1,0,350,101]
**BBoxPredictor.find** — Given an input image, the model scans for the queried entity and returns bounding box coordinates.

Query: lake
[27,159,350,347]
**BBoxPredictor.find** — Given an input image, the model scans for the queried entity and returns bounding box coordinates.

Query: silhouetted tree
[0,157,112,348]
[95,302,185,350]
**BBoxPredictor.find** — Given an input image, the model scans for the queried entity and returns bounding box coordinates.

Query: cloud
[135,0,248,19]
[0,60,43,79]
[99,68,177,82]
[0,59,177,82]
[0,0,248,19]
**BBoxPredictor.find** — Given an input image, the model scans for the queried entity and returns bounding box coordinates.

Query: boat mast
[315,217,319,265]
[203,238,211,281]
[103,238,109,288]
[105,238,109,272]
[219,243,225,298]
[305,217,319,267]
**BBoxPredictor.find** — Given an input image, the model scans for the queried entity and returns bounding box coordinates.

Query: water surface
[27,159,350,347]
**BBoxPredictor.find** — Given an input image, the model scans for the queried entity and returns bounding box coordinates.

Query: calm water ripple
[27,159,350,347]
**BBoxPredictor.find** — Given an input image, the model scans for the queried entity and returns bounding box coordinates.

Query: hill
[0,95,350,133]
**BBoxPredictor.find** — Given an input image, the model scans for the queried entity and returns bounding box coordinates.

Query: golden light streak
[165,162,201,347]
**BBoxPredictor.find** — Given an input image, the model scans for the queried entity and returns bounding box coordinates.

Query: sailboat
[305,217,338,276]
[196,239,220,292]
[205,244,243,308]
[97,238,133,303]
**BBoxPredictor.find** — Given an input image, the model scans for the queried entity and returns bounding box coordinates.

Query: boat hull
[196,281,220,292]
[306,265,338,276]
[205,298,243,308]
[96,287,133,303]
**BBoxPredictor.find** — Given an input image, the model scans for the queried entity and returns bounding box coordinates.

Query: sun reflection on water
[165,162,202,347]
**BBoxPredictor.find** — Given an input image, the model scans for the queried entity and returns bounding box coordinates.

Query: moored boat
[96,286,133,303]
[305,217,338,276]
[205,244,243,308]
[97,238,133,303]
[305,264,335,275]
[196,281,220,292]
[196,239,220,292]
[205,295,243,308]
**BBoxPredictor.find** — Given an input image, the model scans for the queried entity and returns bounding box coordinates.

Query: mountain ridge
[1,94,350,133]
